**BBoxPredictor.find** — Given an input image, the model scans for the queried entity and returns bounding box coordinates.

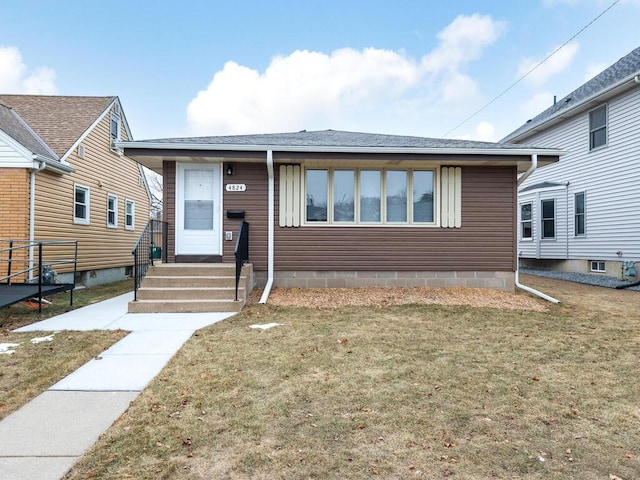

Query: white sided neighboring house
[502,46,640,280]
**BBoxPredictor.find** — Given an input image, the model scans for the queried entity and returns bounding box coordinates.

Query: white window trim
[588,104,607,151]
[590,260,606,273]
[520,202,533,241]
[107,193,118,228]
[125,199,135,230]
[302,167,439,227]
[110,110,122,154]
[574,191,586,237]
[540,198,556,240]
[74,183,91,225]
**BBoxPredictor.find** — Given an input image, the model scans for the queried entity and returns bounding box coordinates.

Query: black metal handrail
[0,239,78,312]
[234,221,249,301]
[132,219,168,301]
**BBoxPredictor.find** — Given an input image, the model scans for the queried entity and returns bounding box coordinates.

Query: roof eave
[117,140,565,157]
[36,155,75,174]
[504,73,640,143]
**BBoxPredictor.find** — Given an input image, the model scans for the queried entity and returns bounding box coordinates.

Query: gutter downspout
[515,154,561,304]
[259,150,274,303]
[28,161,46,281]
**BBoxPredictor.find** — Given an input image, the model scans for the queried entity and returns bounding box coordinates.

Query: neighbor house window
[125,200,135,230]
[541,199,555,239]
[110,105,121,153]
[74,184,90,225]
[589,105,607,150]
[590,261,606,273]
[305,168,435,225]
[520,203,532,239]
[575,192,585,236]
[107,194,118,228]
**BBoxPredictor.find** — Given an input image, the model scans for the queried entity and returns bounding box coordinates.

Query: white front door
[176,163,222,255]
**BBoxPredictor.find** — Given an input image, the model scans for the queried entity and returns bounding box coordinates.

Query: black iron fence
[132,219,168,301]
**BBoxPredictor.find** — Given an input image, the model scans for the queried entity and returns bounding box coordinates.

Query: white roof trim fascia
[505,73,640,143]
[0,128,38,163]
[8,107,59,160]
[114,97,134,141]
[37,155,75,174]
[117,140,566,157]
[59,97,117,163]
[138,163,153,202]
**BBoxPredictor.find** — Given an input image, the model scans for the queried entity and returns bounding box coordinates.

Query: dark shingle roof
[502,46,640,142]
[0,95,115,156]
[0,104,58,160]
[137,129,547,151]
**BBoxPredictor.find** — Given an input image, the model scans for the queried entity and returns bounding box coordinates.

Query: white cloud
[522,92,555,119]
[458,121,497,141]
[517,43,579,87]
[584,62,608,81]
[187,14,505,136]
[0,46,57,94]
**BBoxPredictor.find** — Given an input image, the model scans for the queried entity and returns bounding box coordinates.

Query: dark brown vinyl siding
[165,161,516,272]
[273,166,516,272]
[163,161,176,261]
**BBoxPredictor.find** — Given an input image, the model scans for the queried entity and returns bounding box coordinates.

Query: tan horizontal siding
[34,111,150,274]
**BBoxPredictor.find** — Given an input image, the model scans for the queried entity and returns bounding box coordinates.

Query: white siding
[518,186,568,259]
[0,136,31,167]
[517,87,640,262]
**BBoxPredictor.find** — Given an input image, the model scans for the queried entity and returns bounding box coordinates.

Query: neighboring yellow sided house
[0,95,151,286]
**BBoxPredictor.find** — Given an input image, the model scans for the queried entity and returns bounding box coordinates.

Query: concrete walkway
[0,293,235,480]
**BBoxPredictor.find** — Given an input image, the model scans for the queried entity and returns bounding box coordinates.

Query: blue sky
[1,0,638,141]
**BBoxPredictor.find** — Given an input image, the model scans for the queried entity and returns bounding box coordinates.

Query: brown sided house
[0,95,151,286]
[120,130,561,304]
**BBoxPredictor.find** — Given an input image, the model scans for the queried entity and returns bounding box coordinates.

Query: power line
[442,0,621,138]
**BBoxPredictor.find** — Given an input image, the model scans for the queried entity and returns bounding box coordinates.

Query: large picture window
[305,168,435,225]
[541,199,555,239]
[589,105,607,150]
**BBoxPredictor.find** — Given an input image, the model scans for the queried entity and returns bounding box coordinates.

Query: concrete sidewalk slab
[0,457,77,480]
[14,292,132,332]
[107,312,234,331]
[0,391,137,457]
[101,330,194,355]
[50,354,174,391]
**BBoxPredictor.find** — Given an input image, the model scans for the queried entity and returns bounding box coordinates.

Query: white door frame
[175,162,222,256]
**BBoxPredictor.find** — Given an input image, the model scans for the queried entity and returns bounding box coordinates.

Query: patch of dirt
[248,285,548,311]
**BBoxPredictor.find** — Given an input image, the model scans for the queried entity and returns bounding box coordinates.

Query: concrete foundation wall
[254,270,515,292]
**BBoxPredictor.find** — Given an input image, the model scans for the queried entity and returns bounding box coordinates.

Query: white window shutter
[279,165,301,227]
[441,167,462,228]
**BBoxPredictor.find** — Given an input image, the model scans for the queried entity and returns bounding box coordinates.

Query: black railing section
[234,221,249,301]
[0,239,78,312]
[132,219,168,301]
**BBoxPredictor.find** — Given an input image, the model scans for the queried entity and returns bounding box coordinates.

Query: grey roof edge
[117,130,565,157]
[0,105,59,161]
[502,46,640,143]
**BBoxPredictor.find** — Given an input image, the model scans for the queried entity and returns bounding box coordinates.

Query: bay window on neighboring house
[541,199,555,239]
[574,192,585,236]
[520,202,532,239]
[305,168,436,225]
[74,184,90,225]
[107,194,118,228]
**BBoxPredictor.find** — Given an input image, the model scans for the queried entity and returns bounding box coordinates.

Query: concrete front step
[136,286,245,301]
[142,275,240,288]
[128,299,244,313]
[146,264,236,277]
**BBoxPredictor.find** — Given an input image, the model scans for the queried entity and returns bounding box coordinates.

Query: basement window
[590,261,606,273]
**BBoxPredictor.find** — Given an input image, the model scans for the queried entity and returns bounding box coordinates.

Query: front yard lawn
[65,276,640,479]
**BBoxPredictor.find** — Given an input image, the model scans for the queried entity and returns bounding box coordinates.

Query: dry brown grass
[0,330,126,420]
[66,276,640,479]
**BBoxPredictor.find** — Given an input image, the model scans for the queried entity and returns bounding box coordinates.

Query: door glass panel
[184,170,214,230]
